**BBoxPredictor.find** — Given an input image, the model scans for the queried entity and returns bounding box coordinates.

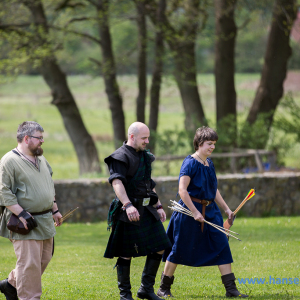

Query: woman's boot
[117,258,134,300]
[221,273,248,298]
[157,272,174,298]
[136,253,165,300]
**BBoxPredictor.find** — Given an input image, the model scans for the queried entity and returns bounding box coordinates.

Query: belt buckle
[142,198,150,206]
[204,200,210,206]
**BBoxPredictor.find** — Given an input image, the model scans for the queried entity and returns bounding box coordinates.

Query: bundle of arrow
[54,207,79,226]
[168,200,241,241]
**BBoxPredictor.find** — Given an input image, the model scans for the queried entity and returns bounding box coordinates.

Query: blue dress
[162,155,233,267]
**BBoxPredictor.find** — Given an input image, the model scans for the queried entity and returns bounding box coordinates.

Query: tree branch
[0,23,31,29]
[55,0,70,10]
[198,0,209,33]
[0,25,30,37]
[86,0,99,8]
[144,0,177,47]
[88,57,102,67]
[65,17,99,26]
[50,25,102,45]
[237,17,251,30]
[55,0,85,11]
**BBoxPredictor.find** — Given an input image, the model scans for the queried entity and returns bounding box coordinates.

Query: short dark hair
[193,126,218,150]
[17,121,44,143]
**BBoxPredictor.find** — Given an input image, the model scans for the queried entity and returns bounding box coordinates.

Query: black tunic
[103,142,171,258]
[104,142,159,226]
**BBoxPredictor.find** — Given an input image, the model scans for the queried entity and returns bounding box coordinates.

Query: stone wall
[54,172,300,222]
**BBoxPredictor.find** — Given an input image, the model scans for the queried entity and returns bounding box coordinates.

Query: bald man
[104,122,171,300]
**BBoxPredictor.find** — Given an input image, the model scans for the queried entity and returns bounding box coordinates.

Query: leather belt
[190,196,212,232]
[130,198,151,207]
[30,209,52,216]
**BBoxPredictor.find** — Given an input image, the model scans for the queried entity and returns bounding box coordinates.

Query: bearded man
[104,122,171,300]
[0,121,63,300]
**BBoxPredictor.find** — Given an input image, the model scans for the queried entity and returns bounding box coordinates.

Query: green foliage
[288,40,300,70]
[214,113,272,151]
[1,0,299,75]
[273,93,300,141]
[268,93,300,166]
[153,129,194,157]
[239,113,272,149]
[0,217,299,299]
[216,114,237,149]
[234,19,268,73]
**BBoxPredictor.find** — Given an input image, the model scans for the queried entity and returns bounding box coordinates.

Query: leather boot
[0,278,18,300]
[136,254,165,300]
[157,272,174,298]
[117,258,134,300]
[221,273,248,298]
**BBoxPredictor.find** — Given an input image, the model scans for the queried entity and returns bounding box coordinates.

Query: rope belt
[190,196,212,232]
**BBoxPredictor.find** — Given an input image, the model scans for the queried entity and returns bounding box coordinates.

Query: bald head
[128,122,148,137]
[127,122,150,151]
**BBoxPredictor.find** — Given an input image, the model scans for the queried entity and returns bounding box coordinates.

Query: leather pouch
[7,214,31,235]
[149,191,158,206]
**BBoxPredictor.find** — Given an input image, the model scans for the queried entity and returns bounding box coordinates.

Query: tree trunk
[136,0,147,123]
[145,0,206,132]
[97,0,126,148]
[172,42,206,131]
[246,0,297,136]
[214,0,237,147]
[148,0,165,153]
[22,0,101,175]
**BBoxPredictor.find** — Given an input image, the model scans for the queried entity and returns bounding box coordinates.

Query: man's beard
[32,147,44,156]
[133,140,146,152]
[29,142,44,156]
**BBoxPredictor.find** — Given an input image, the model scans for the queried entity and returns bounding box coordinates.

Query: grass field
[0,216,299,300]
[0,74,300,179]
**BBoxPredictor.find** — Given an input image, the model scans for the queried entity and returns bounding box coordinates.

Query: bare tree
[94,0,126,148]
[50,0,126,149]
[145,0,208,131]
[148,0,166,152]
[245,0,297,146]
[148,0,165,143]
[214,0,237,147]
[135,0,148,123]
[7,0,102,175]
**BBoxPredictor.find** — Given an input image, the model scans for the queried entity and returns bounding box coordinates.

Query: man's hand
[53,211,63,227]
[192,210,204,223]
[18,210,38,230]
[225,208,234,226]
[157,208,166,222]
[126,206,140,222]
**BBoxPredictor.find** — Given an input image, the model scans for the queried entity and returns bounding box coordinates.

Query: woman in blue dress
[157,127,248,298]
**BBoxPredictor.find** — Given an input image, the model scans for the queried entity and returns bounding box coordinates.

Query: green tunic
[0,150,56,240]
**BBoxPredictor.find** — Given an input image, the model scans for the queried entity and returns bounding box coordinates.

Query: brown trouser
[8,238,53,300]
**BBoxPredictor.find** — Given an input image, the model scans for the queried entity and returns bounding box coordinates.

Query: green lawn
[0,74,300,179]
[0,216,299,299]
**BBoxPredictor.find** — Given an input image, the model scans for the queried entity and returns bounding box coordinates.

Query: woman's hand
[192,210,204,223]
[225,208,234,226]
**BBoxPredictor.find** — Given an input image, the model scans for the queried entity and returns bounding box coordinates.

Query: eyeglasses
[29,135,44,141]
